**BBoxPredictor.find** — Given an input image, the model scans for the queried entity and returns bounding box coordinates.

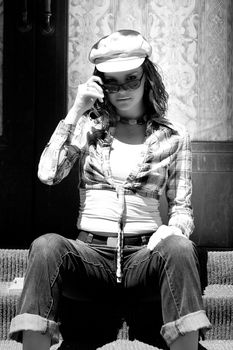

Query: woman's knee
[163,235,195,262]
[29,233,66,260]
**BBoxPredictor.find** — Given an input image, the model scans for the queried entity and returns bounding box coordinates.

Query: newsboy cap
[89,29,152,72]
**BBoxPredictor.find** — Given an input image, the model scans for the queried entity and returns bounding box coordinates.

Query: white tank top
[77,138,162,235]
[110,138,143,184]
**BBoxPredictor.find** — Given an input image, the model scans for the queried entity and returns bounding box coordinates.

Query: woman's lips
[117,97,131,101]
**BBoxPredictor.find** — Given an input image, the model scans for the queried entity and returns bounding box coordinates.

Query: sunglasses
[103,73,144,94]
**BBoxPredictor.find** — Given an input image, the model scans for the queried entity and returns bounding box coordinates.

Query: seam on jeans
[50,250,115,289]
[27,245,52,320]
[38,235,115,319]
[45,249,115,318]
[43,234,114,287]
[44,298,54,320]
[162,253,181,318]
[123,249,157,271]
[124,248,181,317]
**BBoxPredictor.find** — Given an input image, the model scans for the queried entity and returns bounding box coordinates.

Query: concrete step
[1,339,233,350]
[207,251,233,285]
[203,285,233,340]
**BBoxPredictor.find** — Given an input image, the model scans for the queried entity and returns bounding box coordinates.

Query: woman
[9,29,211,350]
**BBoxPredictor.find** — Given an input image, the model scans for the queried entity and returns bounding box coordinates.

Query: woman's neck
[114,123,146,145]
[116,104,146,120]
[113,105,147,144]
[117,114,146,125]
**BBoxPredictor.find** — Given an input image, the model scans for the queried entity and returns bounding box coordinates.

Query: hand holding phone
[64,76,105,125]
[73,76,105,116]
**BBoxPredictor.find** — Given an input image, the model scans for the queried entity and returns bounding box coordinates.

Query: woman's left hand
[147,225,186,251]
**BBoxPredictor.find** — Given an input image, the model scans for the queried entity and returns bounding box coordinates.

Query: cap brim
[95,57,145,73]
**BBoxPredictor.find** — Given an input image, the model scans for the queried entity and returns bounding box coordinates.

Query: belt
[77,230,151,248]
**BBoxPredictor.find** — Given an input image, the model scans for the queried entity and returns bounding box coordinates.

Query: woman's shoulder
[148,120,191,151]
[153,118,189,137]
[166,120,189,137]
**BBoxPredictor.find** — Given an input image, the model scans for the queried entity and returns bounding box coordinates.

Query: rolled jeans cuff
[161,310,212,346]
[9,313,60,345]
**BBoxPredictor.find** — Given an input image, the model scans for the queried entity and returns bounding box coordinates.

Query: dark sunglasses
[103,73,144,94]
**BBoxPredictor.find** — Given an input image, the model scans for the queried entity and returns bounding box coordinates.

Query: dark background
[0,1,233,249]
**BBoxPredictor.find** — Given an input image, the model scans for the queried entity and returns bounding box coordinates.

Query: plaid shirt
[38,116,194,238]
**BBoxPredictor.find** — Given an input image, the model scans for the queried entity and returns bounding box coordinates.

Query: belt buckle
[107,237,118,248]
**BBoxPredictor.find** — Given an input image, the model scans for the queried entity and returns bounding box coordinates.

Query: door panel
[0,0,69,248]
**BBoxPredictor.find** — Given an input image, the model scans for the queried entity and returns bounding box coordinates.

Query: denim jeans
[9,233,211,348]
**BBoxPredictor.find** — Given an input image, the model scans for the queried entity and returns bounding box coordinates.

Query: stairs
[0,249,233,350]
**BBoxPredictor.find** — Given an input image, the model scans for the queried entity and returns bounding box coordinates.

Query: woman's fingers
[86,77,104,101]
[74,76,104,111]
[146,225,185,251]
[86,83,104,99]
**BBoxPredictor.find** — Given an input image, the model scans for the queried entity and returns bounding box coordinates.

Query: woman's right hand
[65,75,105,125]
[74,75,104,113]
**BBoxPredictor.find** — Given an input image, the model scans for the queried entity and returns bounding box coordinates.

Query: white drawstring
[116,186,126,283]
[101,146,127,283]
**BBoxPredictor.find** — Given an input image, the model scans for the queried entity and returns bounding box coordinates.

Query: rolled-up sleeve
[38,117,88,185]
[166,128,194,238]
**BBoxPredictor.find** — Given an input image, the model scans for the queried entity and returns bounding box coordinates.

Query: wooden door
[0,0,75,248]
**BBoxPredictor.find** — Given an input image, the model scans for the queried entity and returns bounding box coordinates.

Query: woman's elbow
[37,168,55,185]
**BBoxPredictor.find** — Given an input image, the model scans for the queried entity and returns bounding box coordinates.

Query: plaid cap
[89,29,152,72]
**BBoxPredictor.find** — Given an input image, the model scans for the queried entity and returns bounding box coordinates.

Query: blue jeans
[9,233,211,348]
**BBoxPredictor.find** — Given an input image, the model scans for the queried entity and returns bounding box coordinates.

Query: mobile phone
[89,83,106,119]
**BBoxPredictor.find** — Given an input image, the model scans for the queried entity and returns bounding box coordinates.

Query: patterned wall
[68,0,233,141]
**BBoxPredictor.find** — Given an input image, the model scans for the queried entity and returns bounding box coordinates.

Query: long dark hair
[142,58,168,119]
[90,58,170,134]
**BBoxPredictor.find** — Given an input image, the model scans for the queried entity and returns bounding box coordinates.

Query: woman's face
[103,67,146,118]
